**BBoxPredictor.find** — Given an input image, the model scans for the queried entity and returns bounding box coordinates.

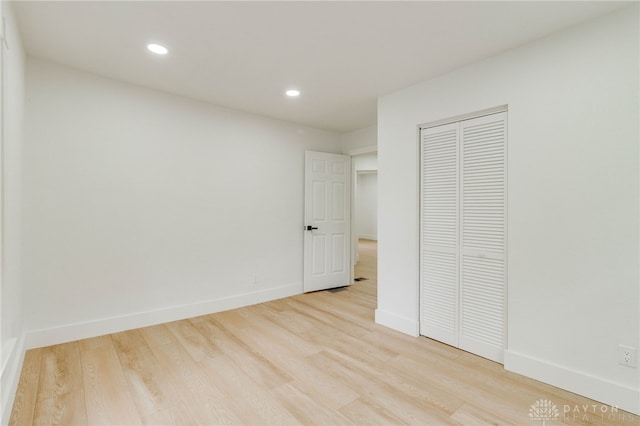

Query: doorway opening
[354,239,377,291]
[351,151,377,275]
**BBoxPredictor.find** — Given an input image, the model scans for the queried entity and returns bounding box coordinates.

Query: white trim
[25,283,301,349]
[418,105,508,130]
[503,111,509,354]
[1,334,26,426]
[0,338,16,385]
[505,350,640,415]
[345,145,377,156]
[350,160,356,280]
[375,309,419,337]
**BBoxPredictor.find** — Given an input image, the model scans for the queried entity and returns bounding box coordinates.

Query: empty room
[1,1,639,425]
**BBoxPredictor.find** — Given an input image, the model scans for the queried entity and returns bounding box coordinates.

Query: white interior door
[304,151,351,292]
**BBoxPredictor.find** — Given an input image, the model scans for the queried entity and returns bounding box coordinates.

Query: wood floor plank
[346,288,377,308]
[245,303,315,335]
[390,353,530,424]
[450,402,513,425]
[110,328,148,350]
[80,341,141,425]
[297,325,398,365]
[165,319,222,362]
[32,342,87,425]
[293,291,377,331]
[261,297,293,312]
[198,354,301,425]
[313,289,376,322]
[310,349,461,425]
[338,396,407,426]
[8,348,43,426]
[226,322,360,410]
[367,326,462,362]
[319,348,464,415]
[77,335,111,352]
[148,341,244,425]
[193,319,293,389]
[270,382,355,426]
[207,308,255,330]
[139,323,175,347]
[235,306,321,358]
[139,402,197,426]
[111,330,180,418]
[282,297,371,339]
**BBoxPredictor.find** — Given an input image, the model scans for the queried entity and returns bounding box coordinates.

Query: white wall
[377,5,639,414]
[356,172,377,240]
[352,152,378,171]
[341,125,377,155]
[0,1,25,422]
[22,58,342,348]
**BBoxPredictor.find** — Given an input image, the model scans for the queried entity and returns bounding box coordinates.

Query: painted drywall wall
[341,125,377,155]
[377,5,639,414]
[22,58,342,347]
[352,152,378,172]
[356,172,377,240]
[0,1,25,422]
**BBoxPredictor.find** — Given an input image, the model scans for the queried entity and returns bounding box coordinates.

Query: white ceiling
[12,1,629,133]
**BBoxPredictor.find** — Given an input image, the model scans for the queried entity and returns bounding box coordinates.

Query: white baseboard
[375,309,419,337]
[25,283,301,350]
[505,350,640,415]
[357,234,377,241]
[1,334,26,425]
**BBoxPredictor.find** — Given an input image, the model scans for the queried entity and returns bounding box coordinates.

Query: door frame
[417,106,508,363]
[346,145,377,281]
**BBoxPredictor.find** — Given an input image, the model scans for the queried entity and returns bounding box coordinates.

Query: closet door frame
[418,105,508,362]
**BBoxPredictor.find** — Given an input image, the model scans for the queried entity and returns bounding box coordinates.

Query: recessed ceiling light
[147,43,168,55]
[286,89,300,97]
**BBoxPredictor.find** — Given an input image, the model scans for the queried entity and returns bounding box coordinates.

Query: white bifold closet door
[420,111,506,363]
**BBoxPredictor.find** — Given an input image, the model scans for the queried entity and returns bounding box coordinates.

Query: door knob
[306,225,318,231]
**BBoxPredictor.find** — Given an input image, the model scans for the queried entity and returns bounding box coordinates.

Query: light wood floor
[9,240,638,425]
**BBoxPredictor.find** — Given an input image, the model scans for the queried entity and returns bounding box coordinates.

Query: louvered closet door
[419,122,459,346]
[420,111,506,364]
[459,112,506,363]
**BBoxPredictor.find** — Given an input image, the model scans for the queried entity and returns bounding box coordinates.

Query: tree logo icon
[529,399,559,425]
